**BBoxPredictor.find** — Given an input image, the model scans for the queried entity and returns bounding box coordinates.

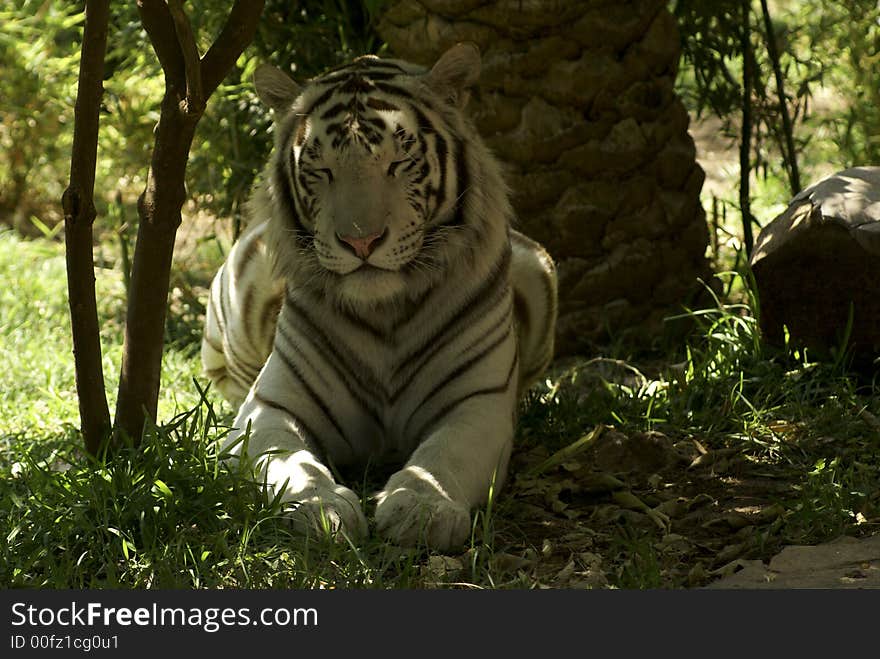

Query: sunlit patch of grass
[0,230,217,437]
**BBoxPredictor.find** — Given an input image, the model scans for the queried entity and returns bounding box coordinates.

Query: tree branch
[759,0,801,195]
[200,0,266,95]
[114,0,265,444]
[62,0,112,455]
[136,0,184,91]
[167,0,204,114]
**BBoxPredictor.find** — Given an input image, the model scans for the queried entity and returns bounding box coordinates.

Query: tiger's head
[254,44,509,309]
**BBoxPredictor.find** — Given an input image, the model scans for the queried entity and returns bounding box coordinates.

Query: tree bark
[740,0,755,259]
[62,0,112,455]
[114,0,264,444]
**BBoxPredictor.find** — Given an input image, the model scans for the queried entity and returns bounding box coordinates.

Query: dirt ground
[483,424,878,589]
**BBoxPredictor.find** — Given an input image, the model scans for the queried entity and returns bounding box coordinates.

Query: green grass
[1,232,878,589]
[0,230,206,433]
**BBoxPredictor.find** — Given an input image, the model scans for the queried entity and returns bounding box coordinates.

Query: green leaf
[153,479,173,499]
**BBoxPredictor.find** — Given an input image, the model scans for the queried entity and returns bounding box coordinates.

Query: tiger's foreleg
[375,392,517,551]
[224,395,369,542]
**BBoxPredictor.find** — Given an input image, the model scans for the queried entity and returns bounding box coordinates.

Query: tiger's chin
[333,266,409,309]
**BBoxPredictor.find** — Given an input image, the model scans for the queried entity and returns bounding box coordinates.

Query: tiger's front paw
[374,481,471,551]
[286,484,368,543]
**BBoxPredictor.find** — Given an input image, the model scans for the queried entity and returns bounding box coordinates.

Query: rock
[707,534,880,589]
[750,166,880,359]
[588,429,681,476]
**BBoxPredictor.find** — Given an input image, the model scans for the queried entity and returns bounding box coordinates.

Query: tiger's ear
[426,42,481,107]
[253,64,301,114]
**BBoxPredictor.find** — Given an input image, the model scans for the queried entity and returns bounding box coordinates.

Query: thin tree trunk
[114,0,264,444]
[759,0,801,195]
[739,0,755,259]
[113,96,199,443]
[62,0,112,455]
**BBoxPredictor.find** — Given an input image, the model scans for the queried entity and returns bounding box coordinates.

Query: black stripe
[339,75,374,94]
[260,296,282,335]
[304,86,339,115]
[242,287,257,347]
[316,73,355,86]
[319,59,407,79]
[365,116,387,131]
[214,267,261,386]
[360,71,401,81]
[432,132,448,209]
[336,303,389,342]
[447,138,469,227]
[320,103,348,120]
[367,97,401,112]
[284,291,387,410]
[360,62,407,73]
[324,121,345,137]
[373,81,416,103]
[390,285,512,401]
[271,147,313,244]
[410,105,436,134]
[214,339,258,393]
[393,246,511,378]
[364,129,384,145]
[283,149,315,238]
[275,317,331,390]
[252,393,326,459]
[408,319,513,425]
[233,232,262,282]
[408,351,519,443]
[271,336,354,454]
[411,162,430,185]
[274,310,382,429]
[281,316,385,431]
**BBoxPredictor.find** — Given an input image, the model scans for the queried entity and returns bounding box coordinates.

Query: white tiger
[202,44,557,550]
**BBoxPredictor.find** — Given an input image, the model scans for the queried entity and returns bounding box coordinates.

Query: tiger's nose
[336,229,387,260]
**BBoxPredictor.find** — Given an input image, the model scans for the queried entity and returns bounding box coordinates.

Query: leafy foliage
[674,0,880,263]
[0,2,81,229]
[0,1,384,238]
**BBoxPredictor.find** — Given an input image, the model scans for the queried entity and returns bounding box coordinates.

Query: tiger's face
[292,115,427,277]
[255,45,482,306]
